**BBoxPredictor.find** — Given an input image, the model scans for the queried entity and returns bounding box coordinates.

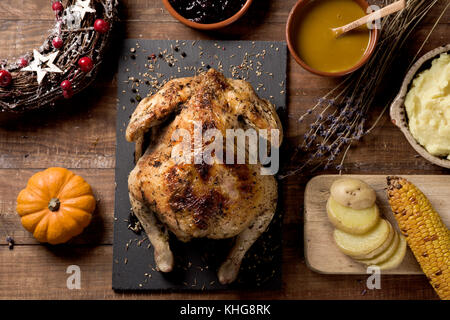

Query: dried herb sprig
[282,0,447,178]
[0,214,14,250]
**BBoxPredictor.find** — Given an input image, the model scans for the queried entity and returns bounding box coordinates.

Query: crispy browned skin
[126,69,282,283]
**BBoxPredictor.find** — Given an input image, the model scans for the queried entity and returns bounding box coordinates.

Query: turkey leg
[217,207,275,284]
[128,167,174,272]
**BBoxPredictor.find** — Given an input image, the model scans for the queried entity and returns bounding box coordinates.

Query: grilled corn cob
[387,176,450,300]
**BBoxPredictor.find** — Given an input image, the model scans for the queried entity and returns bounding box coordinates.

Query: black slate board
[113,40,287,291]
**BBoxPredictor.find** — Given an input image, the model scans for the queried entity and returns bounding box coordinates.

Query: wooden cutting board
[304,175,450,275]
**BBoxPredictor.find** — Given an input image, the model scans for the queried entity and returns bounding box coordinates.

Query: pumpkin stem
[48,198,61,212]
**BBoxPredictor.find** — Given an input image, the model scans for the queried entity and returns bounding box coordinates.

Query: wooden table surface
[0,0,448,300]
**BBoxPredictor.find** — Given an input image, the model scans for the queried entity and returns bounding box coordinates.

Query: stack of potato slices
[327,178,406,270]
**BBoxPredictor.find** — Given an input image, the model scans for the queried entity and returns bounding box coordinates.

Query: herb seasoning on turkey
[169,0,247,24]
[126,69,283,284]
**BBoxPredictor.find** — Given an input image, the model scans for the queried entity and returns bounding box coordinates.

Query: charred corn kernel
[387,176,450,300]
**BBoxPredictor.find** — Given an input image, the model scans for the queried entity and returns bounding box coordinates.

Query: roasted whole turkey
[126,69,283,284]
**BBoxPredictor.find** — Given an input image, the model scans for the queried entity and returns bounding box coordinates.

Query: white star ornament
[21,50,63,84]
[73,0,96,20]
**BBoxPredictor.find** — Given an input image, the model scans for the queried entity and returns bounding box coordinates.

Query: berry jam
[169,0,247,24]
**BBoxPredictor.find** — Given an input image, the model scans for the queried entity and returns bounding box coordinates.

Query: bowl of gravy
[286,0,379,77]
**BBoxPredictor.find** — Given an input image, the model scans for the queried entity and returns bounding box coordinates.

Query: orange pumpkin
[16,167,96,244]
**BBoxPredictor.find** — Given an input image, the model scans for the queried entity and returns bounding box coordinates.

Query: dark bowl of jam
[163,0,253,30]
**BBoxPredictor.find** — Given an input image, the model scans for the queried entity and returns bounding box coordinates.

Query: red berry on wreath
[18,58,28,68]
[94,19,110,34]
[78,57,94,73]
[52,2,64,13]
[0,70,12,87]
[62,89,73,99]
[60,80,72,91]
[52,37,63,49]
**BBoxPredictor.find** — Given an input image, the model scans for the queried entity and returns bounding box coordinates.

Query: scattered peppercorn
[136,95,142,102]
[6,236,14,250]
[181,52,187,58]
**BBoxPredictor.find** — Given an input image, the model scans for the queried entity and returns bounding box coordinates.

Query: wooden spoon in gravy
[332,0,405,38]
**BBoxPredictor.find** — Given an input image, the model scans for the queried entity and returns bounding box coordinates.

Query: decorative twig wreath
[0,0,118,113]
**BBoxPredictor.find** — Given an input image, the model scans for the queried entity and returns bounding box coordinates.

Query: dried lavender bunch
[282,0,445,178]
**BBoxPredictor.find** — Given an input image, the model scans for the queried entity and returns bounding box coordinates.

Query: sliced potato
[350,220,395,259]
[330,178,376,210]
[327,196,380,235]
[334,219,390,257]
[357,232,400,266]
[374,235,407,270]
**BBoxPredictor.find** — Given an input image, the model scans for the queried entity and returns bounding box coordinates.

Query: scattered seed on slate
[118,41,284,289]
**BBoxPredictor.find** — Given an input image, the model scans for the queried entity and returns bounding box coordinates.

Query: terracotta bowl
[390,44,450,169]
[162,0,253,30]
[286,0,379,77]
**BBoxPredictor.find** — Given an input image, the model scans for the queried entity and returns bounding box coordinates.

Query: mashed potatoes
[405,53,450,159]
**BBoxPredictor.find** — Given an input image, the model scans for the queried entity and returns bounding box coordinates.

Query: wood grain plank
[0,245,438,299]
[0,1,54,20]
[0,19,53,61]
[0,169,114,245]
[0,0,448,58]
[0,85,117,169]
[0,0,448,300]
[0,0,280,22]
[123,20,449,45]
[0,21,448,170]
[0,169,439,299]
[0,0,447,23]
